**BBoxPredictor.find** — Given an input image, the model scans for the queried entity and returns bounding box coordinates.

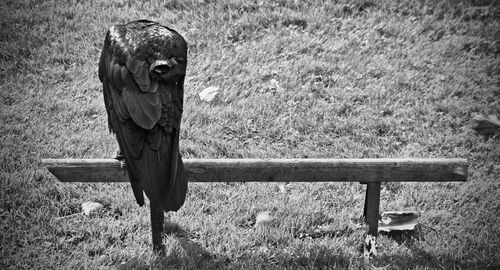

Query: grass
[1,0,499,269]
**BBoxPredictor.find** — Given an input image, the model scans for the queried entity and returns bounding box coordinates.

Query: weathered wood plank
[42,158,468,183]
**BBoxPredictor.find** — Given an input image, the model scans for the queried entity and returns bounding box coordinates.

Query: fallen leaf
[254,211,274,227]
[378,211,419,232]
[473,113,500,137]
[276,183,287,193]
[364,234,377,258]
[199,86,219,102]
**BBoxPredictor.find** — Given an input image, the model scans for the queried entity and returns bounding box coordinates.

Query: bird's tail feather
[141,131,187,212]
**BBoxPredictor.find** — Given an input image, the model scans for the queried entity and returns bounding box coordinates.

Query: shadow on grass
[88,221,499,269]
[377,245,499,270]
[116,222,500,269]
[115,221,226,270]
[116,221,356,269]
[253,246,354,269]
[375,230,499,269]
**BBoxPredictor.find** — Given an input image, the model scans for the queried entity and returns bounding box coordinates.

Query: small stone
[81,201,103,216]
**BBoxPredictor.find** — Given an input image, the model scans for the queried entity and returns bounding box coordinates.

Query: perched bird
[98,20,188,253]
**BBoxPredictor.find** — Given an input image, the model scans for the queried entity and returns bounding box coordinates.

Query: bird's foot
[113,150,126,169]
[113,149,124,160]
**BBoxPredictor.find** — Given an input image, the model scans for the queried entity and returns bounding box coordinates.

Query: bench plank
[42,158,467,183]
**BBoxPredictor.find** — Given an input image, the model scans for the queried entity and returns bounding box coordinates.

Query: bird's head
[150,57,186,83]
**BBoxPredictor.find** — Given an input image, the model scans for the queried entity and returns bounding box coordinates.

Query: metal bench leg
[363,182,380,257]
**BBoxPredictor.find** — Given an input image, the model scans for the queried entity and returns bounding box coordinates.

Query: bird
[98,20,188,253]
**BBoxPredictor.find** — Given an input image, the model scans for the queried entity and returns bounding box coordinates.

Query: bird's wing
[99,24,162,131]
[98,21,187,210]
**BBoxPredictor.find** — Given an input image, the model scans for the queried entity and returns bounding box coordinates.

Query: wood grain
[42,158,468,183]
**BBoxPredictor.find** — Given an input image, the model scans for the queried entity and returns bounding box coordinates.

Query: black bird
[98,20,188,253]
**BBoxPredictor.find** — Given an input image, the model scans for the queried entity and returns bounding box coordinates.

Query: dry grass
[1,0,499,269]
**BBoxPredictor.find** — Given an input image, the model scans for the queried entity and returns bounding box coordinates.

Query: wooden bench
[42,158,468,256]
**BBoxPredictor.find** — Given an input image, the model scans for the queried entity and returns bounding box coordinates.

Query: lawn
[1,0,499,269]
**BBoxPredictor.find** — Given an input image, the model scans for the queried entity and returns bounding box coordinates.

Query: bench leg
[363,182,380,257]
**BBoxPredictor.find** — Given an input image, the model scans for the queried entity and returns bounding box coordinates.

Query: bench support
[363,182,381,235]
[362,182,381,256]
[41,158,467,257]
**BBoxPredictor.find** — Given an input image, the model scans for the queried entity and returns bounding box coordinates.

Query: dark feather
[122,77,161,129]
[98,20,188,215]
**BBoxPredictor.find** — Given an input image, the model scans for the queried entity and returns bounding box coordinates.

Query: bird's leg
[113,149,126,169]
[150,201,165,255]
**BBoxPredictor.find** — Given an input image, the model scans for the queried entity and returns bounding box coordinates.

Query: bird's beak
[150,58,179,73]
[150,58,185,81]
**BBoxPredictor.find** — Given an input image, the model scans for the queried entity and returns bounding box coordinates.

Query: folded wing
[98,20,188,211]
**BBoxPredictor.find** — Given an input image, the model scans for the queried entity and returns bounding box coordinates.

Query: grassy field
[1,0,499,269]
